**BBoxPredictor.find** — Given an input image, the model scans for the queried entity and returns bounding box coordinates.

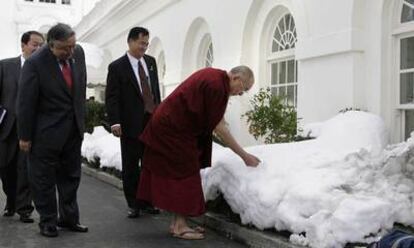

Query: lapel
[122,54,143,100]
[14,56,21,78]
[44,47,72,98]
[70,57,78,99]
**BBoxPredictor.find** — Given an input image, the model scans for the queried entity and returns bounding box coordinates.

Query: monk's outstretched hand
[242,153,260,167]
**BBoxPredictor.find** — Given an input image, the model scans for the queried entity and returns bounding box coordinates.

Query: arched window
[157,51,166,98]
[205,42,214,67]
[198,34,214,68]
[396,0,414,140]
[268,13,298,107]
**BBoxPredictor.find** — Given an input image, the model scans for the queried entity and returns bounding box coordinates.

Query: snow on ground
[202,111,414,247]
[82,111,414,247]
[82,126,122,171]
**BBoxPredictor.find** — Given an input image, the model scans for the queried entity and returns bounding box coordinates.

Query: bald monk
[137,66,260,240]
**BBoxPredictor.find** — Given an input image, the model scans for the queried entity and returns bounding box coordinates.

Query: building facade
[0,0,99,59]
[4,0,412,147]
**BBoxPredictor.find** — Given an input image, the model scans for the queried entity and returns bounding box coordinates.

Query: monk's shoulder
[198,68,227,89]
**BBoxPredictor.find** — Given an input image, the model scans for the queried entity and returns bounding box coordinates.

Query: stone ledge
[82,164,123,190]
[192,213,303,248]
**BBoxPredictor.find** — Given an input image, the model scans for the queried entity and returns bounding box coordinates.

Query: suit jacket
[0,56,21,141]
[17,45,87,150]
[105,54,161,138]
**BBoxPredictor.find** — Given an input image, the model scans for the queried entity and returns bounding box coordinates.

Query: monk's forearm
[214,119,247,158]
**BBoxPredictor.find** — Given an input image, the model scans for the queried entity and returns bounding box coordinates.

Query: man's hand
[242,152,261,167]
[111,125,122,137]
[19,140,32,152]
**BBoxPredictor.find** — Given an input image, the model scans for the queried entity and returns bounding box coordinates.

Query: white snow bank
[81,111,414,248]
[202,111,414,247]
[82,126,122,171]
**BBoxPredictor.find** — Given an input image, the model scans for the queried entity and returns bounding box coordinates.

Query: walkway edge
[81,164,303,248]
[82,164,123,190]
[192,213,303,248]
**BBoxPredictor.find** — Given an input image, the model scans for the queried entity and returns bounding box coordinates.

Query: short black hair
[127,27,149,42]
[21,31,44,44]
[47,23,75,46]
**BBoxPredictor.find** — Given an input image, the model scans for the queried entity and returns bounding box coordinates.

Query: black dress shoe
[3,209,15,217]
[40,226,58,237]
[127,209,140,218]
[19,213,34,223]
[57,222,88,233]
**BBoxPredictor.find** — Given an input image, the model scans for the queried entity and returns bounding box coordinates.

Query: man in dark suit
[17,23,88,237]
[0,30,44,223]
[105,27,161,218]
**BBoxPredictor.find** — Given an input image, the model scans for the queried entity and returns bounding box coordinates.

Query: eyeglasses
[239,78,250,94]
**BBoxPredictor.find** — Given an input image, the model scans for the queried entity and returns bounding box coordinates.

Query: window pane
[400,72,414,104]
[295,85,298,107]
[271,87,278,96]
[62,0,71,4]
[278,17,286,37]
[271,63,278,85]
[295,60,298,82]
[287,85,294,106]
[272,27,281,52]
[287,59,295,82]
[272,40,279,52]
[401,4,414,23]
[405,110,414,140]
[401,37,414,69]
[406,0,414,5]
[279,61,286,84]
[278,86,287,99]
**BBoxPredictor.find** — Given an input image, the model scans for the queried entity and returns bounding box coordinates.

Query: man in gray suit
[0,30,44,223]
[17,23,88,237]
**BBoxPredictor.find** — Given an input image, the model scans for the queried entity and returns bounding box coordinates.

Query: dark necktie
[138,60,155,113]
[60,60,73,90]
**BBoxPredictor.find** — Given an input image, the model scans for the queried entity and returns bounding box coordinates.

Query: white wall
[0,1,19,58]
[0,0,100,59]
[75,0,399,145]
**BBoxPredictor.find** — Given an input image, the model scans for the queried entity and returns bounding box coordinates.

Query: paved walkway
[0,173,245,248]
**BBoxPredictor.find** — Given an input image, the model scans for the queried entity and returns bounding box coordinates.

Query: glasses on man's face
[239,78,250,95]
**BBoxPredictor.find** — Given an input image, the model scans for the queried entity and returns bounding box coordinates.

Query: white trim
[403,1,414,9]
[401,68,414,73]
[397,104,414,109]
[266,49,294,62]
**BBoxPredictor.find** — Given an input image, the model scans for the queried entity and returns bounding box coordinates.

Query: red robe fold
[137,68,230,216]
[140,67,230,178]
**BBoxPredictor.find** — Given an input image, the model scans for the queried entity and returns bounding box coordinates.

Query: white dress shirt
[20,55,26,67]
[126,52,150,94]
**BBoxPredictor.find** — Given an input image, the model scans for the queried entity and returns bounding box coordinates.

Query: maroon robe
[137,68,230,216]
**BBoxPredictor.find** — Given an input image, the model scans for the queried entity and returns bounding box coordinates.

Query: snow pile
[81,126,122,171]
[202,111,414,247]
[81,111,414,247]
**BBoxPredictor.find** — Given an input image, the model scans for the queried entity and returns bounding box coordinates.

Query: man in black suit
[105,27,161,218]
[0,31,44,223]
[17,23,88,237]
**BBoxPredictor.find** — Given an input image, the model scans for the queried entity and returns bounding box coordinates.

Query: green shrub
[85,100,107,134]
[243,88,298,144]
